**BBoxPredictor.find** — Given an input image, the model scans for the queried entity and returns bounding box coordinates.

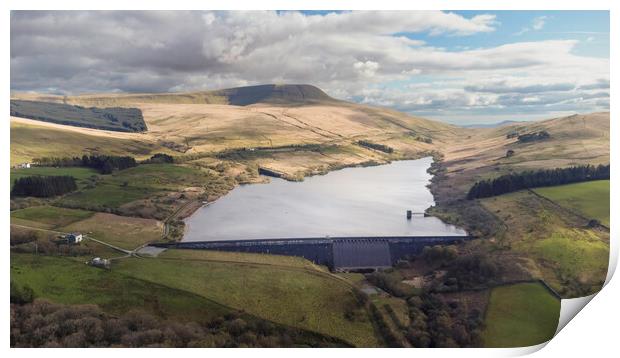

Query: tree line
[11,176,77,198]
[33,154,137,174]
[357,140,394,153]
[467,164,610,199]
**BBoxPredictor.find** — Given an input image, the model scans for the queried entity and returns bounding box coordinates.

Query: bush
[10,300,346,347]
[422,245,457,265]
[10,281,35,304]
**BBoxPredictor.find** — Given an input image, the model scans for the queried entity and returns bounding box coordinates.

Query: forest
[467,164,610,199]
[11,175,77,198]
[33,154,137,174]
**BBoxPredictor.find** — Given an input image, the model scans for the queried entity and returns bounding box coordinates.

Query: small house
[66,233,83,244]
[17,163,31,169]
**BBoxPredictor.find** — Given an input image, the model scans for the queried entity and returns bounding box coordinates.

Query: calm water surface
[184,157,466,241]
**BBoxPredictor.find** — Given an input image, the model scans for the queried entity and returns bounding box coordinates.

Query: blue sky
[11,10,610,124]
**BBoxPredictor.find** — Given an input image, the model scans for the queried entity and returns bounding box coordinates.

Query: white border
[3,1,617,357]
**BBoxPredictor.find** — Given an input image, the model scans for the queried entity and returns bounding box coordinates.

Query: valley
[9,84,610,347]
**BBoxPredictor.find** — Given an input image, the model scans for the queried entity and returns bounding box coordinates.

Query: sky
[10,10,610,125]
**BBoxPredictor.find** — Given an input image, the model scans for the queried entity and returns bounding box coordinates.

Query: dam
[153,235,473,271]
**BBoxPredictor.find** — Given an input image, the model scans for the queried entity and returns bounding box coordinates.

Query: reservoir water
[184,157,466,241]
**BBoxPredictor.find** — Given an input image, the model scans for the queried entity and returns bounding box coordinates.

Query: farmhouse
[16,163,31,169]
[65,233,83,244]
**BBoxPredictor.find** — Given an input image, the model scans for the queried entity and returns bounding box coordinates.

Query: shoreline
[178,152,461,243]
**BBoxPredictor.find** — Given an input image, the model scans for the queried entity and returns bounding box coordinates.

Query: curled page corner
[553,234,617,338]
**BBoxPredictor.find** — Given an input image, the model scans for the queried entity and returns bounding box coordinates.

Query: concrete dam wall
[154,236,473,270]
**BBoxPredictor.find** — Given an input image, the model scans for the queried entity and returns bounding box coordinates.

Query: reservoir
[184,157,466,242]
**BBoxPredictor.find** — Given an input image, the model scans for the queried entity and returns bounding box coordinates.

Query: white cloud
[10,10,608,123]
[515,15,548,36]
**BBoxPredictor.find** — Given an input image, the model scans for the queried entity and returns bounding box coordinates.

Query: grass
[10,167,99,189]
[534,180,610,226]
[10,206,94,230]
[481,190,609,296]
[10,120,165,166]
[61,213,162,250]
[10,253,231,323]
[58,163,212,209]
[482,282,560,348]
[527,229,609,292]
[59,182,156,208]
[371,296,410,328]
[160,249,327,271]
[113,252,379,347]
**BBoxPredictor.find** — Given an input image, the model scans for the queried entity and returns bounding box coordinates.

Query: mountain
[462,120,525,129]
[11,84,338,107]
[10,84,461,174]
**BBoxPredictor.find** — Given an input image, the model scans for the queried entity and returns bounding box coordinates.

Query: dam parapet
[152,235,474,271]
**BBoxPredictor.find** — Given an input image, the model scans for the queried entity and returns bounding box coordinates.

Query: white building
[66,233,83,244]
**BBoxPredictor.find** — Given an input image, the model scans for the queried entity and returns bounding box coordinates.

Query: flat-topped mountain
[11,84,338,107]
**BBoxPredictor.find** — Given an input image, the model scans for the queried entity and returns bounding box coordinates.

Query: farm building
[16,163,31,169]
[65,233,83,244]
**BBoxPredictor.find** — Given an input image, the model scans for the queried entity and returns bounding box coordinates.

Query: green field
[11,167,99,189]
[529,229,609,291]
[10,206,94,230]
[58,163,211,209]
[482,282,560,347]
[113,251,379,347]
[10,253,231,322]
[534,180,610,226]
[62,213,162,250]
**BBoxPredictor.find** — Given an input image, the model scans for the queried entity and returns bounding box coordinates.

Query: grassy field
[11,167,99,189]
[113,251,379,347]
[62,213,162,250]
[58,163,212,209]
[481,190,609,297]
[482,282,560,347]
[10,253,231,322]
[527,229,609,291]
[10,119,166,166]
[10,206,94,230]
[161,249,327,271]
[534,180,610,226]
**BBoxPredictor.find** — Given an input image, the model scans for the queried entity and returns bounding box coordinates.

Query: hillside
[11,84,460,177]
[429,111,610,298]
[11,84,338,107]
[10,100,147,133]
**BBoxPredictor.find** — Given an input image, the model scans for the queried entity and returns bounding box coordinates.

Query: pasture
[482,282,560,347]
[61,213,162,250]
[534,180,610,226]
[58,163,211,209]
[10,206,94,230]
[113,252,379,347]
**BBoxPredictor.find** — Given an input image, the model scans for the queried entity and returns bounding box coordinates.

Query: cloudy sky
[10,10,609,124]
